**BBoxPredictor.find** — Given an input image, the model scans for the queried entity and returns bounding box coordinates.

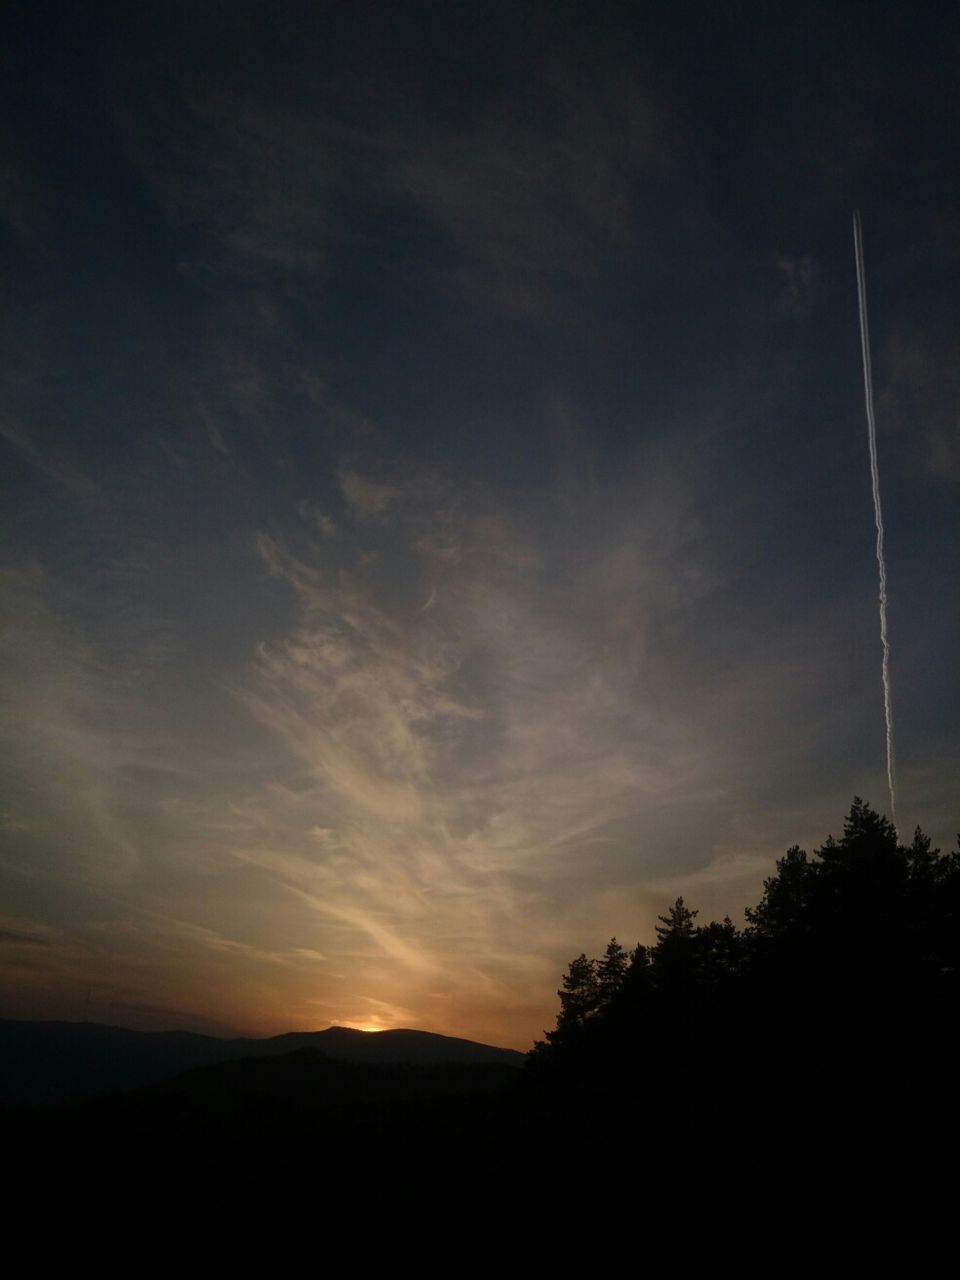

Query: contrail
[853,210,896,825]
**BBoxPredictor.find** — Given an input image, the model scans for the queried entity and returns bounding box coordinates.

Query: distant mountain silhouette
[251,1025,524,1068]
[0,1018,524,1105]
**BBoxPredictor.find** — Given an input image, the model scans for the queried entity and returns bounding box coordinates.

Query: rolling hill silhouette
[0,1018,524,1105]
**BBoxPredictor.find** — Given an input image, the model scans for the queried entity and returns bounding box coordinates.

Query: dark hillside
[0,1019,522,1105]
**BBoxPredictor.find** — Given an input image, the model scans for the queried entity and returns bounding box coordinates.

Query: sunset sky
[2,1,957,1049]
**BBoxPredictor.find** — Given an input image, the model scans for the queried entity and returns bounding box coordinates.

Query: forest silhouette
[525,798,960,1173]
[5,798,958,1228]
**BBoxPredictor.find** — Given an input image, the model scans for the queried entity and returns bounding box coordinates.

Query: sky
[1,1,957,1049]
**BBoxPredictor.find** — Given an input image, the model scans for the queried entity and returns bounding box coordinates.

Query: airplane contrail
[853,210,896,825]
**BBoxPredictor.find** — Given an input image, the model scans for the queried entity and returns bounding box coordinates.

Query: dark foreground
[4,1035,956,1244]
[5,800,958,1242]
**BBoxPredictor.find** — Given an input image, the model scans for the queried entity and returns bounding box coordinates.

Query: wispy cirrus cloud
[4,407,952,1045]
[4,2,956,1051]
[107,4,709,324]
[114,77,336,285]
[877,335,960,484]
[204,458,733,1037]
[0,417,99,498]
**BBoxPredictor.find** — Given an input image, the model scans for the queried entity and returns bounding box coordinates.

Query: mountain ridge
[0,1017,526,1105]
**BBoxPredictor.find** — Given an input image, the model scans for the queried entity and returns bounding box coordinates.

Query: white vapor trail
[853,210,896,825]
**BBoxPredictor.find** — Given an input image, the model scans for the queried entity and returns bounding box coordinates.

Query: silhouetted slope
[248,1025,523,1066]
[0,1019,235,1104]
[0,1019,523,1104]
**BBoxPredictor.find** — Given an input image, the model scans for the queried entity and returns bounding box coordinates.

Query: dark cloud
[0,927,51,948]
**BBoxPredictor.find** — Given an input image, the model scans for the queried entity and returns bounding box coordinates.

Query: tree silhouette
[548,952,599,1042]
[655,897,698,942]
[651,898,699,983]
[528,798,960,1162]
[596,937,629,1006]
